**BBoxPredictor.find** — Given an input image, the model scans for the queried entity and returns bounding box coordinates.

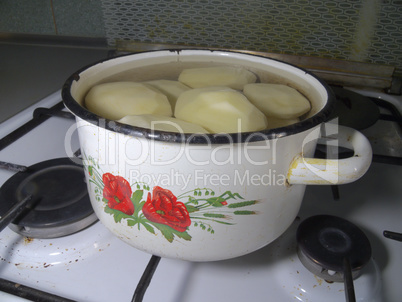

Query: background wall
[1,0,401,71]
[0,0,105,37]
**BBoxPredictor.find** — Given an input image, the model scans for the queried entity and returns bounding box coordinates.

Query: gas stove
[0,87,401,302]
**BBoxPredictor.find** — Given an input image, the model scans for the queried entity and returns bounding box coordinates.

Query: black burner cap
[297,215,371,272]
[0,158,97,238]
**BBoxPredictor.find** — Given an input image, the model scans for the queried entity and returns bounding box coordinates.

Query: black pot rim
[62,49,335,144]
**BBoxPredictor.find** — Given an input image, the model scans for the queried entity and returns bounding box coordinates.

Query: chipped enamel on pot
[62,50,372,261]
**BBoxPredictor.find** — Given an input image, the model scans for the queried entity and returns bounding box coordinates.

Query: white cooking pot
[62,50,372,261]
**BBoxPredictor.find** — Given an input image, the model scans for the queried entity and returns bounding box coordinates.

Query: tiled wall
[0,0,105,37]
[1,0,401,71]
[101,0,402,71]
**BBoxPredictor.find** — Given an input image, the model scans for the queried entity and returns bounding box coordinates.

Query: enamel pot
[62,50,372,261]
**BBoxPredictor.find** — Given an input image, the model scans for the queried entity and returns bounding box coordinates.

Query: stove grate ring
[296,215,372,282]
[0,158,97,238]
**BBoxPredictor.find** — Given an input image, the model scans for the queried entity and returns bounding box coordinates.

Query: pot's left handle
[287,125,372,185]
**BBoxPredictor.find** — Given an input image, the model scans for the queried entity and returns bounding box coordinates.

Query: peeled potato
[175,86,268,133]
[118,114,209,133]
[266,117,299,130]
[243,83,311,119]
[178,66,257,90]
[146,80,190,111]
[85,82,172,120]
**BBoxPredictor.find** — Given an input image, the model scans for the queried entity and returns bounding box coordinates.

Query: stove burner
[296,215,371,282]
[0,158,97,238]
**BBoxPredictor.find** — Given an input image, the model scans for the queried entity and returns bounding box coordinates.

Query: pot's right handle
[287,125,372,185]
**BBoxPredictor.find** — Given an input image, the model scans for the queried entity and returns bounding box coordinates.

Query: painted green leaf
[115,212,128,223]
[151,223,192,242]
[191,217,234,226]
[186,196,198,205]
[127,219,137,227]
[234,210,257,215]
[154,224,174,242]
[203,213,226,218]
[131,190,144,216]
[104,206,134,223]
[172,229,191,241]
[138,200,145,209]
[142,222,155,234]
[131,190,144,205]
[185,205,199,213]
[208,220,234,225]
[228,200,257,208]
[206,196,227,207]
[104,206,114,215]
[223,191,244,200]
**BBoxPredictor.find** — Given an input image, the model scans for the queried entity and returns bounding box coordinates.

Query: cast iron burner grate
[315,87,402,201]
[317,86,402,166]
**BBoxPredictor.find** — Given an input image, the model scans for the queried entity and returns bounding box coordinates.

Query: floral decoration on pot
[85,154,259,243]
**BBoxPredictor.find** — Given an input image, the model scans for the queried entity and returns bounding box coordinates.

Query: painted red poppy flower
[102,173,134,215]
[143,186,191,232]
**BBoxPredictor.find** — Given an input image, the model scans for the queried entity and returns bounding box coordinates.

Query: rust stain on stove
[23,237,34,245]
[314,275,323,286]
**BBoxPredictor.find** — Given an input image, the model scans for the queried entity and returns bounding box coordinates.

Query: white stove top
[0,90,401,302]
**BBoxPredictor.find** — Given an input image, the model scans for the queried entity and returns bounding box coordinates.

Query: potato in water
[175,86,268,133]
[243,83,311,119]
[85,82,172,120]
[118,115,208,133]
[146,80,190,111]
[178,66,257,90]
